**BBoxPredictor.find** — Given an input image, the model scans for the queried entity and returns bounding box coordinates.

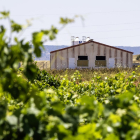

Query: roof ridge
[50,41,133,54]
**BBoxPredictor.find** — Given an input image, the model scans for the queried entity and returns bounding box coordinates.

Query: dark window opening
[96,56,106,60]
[78,56,88,60]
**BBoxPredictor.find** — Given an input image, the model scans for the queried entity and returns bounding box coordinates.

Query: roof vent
[82,36,86,43]
[86,37,90,42]
[71,36,75,45]
[75,37,79,41]
[88,39,93,42]
[73,37,80,45]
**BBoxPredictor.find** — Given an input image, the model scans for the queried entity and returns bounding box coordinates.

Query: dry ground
[133,54,140,63]
[46,67,138,82]
[35,60,50,70]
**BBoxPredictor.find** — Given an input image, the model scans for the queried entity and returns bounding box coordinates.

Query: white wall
[50,53,55,69]
[123,52,127,67]
[50,42,133,69]
[106,47,109,67]
[61,49,67,69]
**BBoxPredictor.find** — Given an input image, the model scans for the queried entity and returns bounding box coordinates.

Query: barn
[50,37,133,69]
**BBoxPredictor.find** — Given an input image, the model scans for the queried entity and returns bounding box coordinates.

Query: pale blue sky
[1,0,140,46]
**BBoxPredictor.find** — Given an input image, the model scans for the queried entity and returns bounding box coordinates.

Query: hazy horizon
[1,0,140,47]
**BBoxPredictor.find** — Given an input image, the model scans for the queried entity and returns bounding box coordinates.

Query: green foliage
[0,11,9,19]
[59,17,74,25]
[41,26,58,40]
[1,10,140,140]
[11,20,22,32]
[136,55,140,61]
[33,69,60,90]
[46,68,134,82]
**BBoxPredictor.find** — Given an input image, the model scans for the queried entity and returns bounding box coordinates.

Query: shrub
[34,69,60,90]
[136,54,140,61]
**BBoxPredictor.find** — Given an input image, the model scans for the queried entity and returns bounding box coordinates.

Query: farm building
[50,37,133,69]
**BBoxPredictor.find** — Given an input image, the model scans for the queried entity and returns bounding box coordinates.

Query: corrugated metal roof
[50,40,134,54]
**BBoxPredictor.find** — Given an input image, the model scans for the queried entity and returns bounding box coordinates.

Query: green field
[2,66,139,139]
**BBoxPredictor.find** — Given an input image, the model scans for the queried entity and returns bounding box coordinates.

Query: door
[69,58,75,69]
[108,58,115,68]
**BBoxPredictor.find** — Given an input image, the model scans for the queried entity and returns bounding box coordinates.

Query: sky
[1,0,140,46]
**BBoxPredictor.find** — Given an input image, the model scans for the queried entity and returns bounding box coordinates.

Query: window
[96,56,106,60]
[78,56,88,60]
[77,56,88,67]
[95,56,106,67]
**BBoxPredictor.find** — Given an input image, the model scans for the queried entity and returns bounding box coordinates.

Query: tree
[136,54,140,61]
[0,11,75,139]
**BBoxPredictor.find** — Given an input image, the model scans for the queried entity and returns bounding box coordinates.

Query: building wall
[79,44,84,56]
[50,53,55,69]
[57,51,61,69]
[128,53,132,68]
[50,42,133,69]
[74,45,78,67]
[130,53,132,67]
[123,52,127,67]
[111,48,115,58]
[86,42,95,68]
[61,49,67,69]
[117,50,121,67]
[100,45,105,56]
[106,46,109,67]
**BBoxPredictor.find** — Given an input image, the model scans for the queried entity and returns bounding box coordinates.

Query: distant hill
[34,45,68,61]
[115,46,140,55]
[34,45,139,61]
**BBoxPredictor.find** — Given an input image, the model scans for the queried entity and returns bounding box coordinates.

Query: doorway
[69,58,75,69]
[109,58,115,68]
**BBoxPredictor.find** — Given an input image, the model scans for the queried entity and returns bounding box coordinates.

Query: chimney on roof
[71,36,93,45]
[71,36,82,45]
[86,37,90,42]
[74,37,80,45]
[88,39,93,42]
[82,36,86,43]
[71,36,75,46]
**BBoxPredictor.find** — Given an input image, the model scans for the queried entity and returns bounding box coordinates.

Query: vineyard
[1,11,140,140]
[2,66,140,140]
